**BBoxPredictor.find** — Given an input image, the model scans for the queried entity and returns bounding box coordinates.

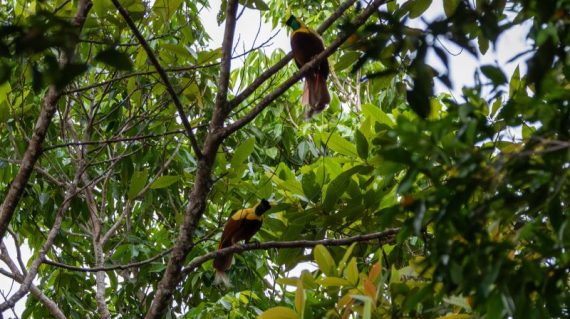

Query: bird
[213,199,272,287]
[286,15,330,118]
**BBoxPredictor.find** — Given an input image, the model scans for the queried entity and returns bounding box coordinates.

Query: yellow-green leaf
[436,315,473,319]
[362,103,394,127]
[231,138,256,167]
[314,244,336,276]
[338,242,357,273]
[443,0,460,17]
[128,169,148,199]
[295,281,305,316]
[153,0,183,22]
[266,173,304,197]
[316,277,351,287]
[150,175,179,189]
[319,132,357,157]
[276,277,299,287]
[258,306,299,319]
[409,0,433,19]
[345,257,359,285]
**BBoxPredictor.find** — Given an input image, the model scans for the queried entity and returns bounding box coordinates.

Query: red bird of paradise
[213,199,271,287]
[286,15,331,118]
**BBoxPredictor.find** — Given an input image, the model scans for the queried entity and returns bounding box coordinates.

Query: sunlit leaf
[258,306,299,319]
[314,244,336,276]
[150,175,179,189]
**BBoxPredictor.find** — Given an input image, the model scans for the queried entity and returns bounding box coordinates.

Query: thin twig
[111,0,203,159]
[43,248,173,273]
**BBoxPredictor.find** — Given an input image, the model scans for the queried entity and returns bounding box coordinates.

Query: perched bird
[286,15,330,118]
[213,199,272,287]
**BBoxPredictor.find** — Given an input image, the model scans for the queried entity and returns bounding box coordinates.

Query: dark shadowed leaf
[95,48,133,71]
[481,65,507,85]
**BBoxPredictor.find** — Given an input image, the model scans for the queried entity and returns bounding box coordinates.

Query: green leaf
[150,175,179,189]
[409,0,433,19]
[95,48,133,71]
[294,281,305,316]
[314,244,336,276]
[316,277,351,287]
[443,0,460,17]
[153,0,184,22]
[323,165,371,212]
[93,0,113,17]
[345,257,359,285]
[301,171,321,203]
[231,138,256,167]
[481,65,507,85]
[351,295,372,319]
[335,51,361,72]
[258,306,299,319]
[128,170,149,199]
[522,123,536,139]
[320,132,357,157]
[509,66,521,97]
[355,130,369,160]
[362,103,394,126]
[240,0,269,10]
[338,242,357,273]
[267,173,304,197]
[478,34,489,55]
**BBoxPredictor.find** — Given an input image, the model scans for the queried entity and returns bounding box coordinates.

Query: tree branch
[183,228,399,274]
[222,0,387,137]
[43,248,173,273]
[0,166,83,311]
[144,1,240,318]
[227,0,358,110]
[0,0,93,241]
[143,1,387,317]
[0,267,67,319]
[111,0,203,159]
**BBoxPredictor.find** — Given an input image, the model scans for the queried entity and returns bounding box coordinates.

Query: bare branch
[183,228,399,274]
[43,248,173,273]
[63,36,277,95]
[110,0,203,159]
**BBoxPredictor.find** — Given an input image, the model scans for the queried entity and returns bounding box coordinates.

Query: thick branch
[227,0,358,109]
[111,0,203,159]
[0,0,92,241]
[223,0,387,136]
[144,2,386,317]
[144,1,240,318]
[183,228,399,274]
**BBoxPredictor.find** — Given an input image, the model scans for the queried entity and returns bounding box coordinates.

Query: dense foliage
[0,0,568,318]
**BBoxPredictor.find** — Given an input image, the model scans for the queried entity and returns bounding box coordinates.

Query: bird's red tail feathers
[303,73,330,118]
[213,240,233,287]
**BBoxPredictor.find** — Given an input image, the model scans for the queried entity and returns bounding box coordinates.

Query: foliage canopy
[0,0,568,318]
